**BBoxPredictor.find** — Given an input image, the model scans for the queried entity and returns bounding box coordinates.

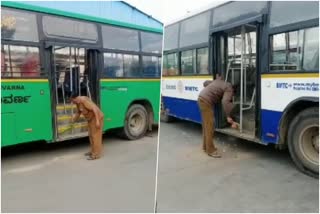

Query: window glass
[142,56,161,77]
[303,27,319,71]
[103,53,124,77]
[165,53,179,75]
[270,1,319,28]
[212,2,267,28]
[179,11,210,47]
[123,54,140,77]
[43,16,98,43]
[270,26,319,71]
[197,48,209,74]
[1,8,39,42]
[162,55,168,76]
[102,25,139,51]
[158,57,162,76]
[141,32,163,53]
[164,23,179,51]
[1,45,42,78]
[181,50,196,75]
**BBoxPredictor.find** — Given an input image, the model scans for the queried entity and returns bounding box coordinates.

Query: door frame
[209,17,265,138]
[43,41,101,141]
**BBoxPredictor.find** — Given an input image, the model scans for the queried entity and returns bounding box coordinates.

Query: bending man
[198,75,238,158]
[71,94,104,160]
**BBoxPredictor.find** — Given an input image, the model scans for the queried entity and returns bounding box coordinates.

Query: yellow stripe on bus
[162,75,212,80]
[100,78,160,82]
[58,123,88,133]
[56,105,77,110]
[57,115,84,121]
[0,79,48,82]
[261,73,319,78]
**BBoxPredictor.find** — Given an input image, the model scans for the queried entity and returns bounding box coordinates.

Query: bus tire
[122,104,148,140]
[288,107,319,177]
[160,109,174,123]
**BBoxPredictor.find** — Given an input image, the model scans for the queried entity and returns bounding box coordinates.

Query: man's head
[70,93,79,104]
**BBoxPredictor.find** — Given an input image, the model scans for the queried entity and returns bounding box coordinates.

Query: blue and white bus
[161,1,319,177]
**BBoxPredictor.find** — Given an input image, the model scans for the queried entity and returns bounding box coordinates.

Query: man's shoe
[87,156,99,160]
[84,152,91,156]
[208,151,221,158]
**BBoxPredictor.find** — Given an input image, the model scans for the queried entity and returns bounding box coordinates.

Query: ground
[156,120,319,213]
[1,129,158,213]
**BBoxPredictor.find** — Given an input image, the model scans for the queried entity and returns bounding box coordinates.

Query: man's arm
[203,80,213,87]
[222,90,234,118]
[222,89,239,129]
[92,107,104,128]
[72,108,81,123]
[81,97,94,111]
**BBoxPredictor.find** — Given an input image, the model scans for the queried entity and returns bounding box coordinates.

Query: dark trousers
[198,97,216,154]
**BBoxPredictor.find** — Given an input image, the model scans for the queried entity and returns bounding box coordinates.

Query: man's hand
[231,122,239,129]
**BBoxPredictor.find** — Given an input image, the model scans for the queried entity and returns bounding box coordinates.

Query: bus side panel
[1,81,53,147]
[161,77,211,123]
[162,96,202,123]
[100,79,161,130]
[260,74,319,144]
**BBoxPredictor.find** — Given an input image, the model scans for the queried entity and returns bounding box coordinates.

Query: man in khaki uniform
[70,94,104,160]
[198,75,238,158]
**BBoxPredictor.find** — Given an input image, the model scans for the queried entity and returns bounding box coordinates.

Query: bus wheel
[160,108,174,123]
[123,104,148,140]
[288,107,319,177]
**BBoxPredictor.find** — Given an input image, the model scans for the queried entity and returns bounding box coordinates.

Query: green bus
[1,1,163,147]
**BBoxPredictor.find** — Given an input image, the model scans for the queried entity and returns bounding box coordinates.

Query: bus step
[57,115,86,125]
[57,122,88,136]
[56,104,77,115]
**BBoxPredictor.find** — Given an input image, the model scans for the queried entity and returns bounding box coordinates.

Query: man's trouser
[88,118,104,158]
[198,97,216,154]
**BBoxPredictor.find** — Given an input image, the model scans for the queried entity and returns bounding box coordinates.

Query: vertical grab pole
[240,26,245,133]
[70,47,74,135]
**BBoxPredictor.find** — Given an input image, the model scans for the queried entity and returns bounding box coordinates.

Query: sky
[124,0,226,25]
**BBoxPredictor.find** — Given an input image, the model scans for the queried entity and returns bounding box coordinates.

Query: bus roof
[1,1,163,34]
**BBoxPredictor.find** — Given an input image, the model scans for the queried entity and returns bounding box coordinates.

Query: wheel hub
[129,113,143,133]
[300,126,319,164]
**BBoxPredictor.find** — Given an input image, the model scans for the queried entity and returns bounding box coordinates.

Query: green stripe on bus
[1,1,163,34]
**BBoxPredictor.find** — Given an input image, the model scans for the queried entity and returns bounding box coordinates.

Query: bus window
[179,11,210,48]
[102,25,139,51]
[123,54,140,77]
[164,23,179,51]
[1,45,41,77]
[43,16,98,43]
[142,56,161,77]
[1,8,39,42]
[181,49,196,75]
[302,27,319,71]
[270,26,319,72]
[166,53,179,76]
[141,32,162,54]
[270,1,319,28]
[103,53,124,77]
[196,48,209,74]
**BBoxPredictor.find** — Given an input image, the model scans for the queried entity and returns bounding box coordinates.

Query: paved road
[156,121,319,213]
[2,129,158,213]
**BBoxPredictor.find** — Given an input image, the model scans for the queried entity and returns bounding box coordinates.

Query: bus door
[47,44,99,141]
[212,24,259,141]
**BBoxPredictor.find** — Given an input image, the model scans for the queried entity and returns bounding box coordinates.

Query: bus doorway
[213,24,259,141]
[49,45,99,141]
